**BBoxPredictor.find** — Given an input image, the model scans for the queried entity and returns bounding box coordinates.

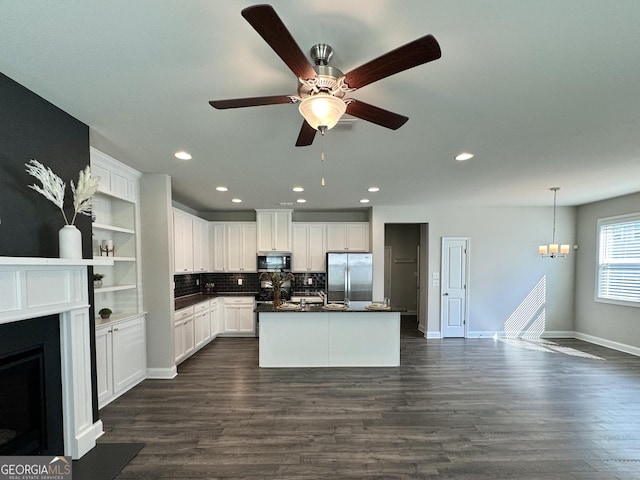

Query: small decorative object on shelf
[99,239,115,256]
[93,273,105,288]
[99,308,112,320]
[25,159,100,259]
[259,270,294,308]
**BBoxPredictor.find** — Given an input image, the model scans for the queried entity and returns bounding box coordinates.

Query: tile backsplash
[174,272,326,298]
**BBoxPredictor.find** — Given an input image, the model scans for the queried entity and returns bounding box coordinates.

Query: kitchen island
[256,302,401,368]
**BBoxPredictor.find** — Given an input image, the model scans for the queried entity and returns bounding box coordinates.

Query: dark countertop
[175,292,258,311]
[255,303,404,314]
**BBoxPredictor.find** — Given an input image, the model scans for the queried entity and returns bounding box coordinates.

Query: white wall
[574,191,640,353]
[140,173,177,377]
[372,205,577,337]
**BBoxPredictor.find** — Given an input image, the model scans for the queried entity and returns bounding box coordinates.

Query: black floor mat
[72,443,143,480]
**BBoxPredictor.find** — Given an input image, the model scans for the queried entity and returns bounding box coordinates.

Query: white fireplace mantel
[0,256,113,459]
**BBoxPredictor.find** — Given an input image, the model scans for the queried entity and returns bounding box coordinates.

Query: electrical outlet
[307,278,313,285]
[237,278,243,286]
[433,279,439,287]
[432,272,439,280]
[196,278,200,286]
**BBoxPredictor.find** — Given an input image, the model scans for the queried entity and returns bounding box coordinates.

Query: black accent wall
[0,72,92,258]
[0,71,100,426]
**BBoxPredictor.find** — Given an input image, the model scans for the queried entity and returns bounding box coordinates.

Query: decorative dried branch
[25,159,69,224]
[25,160,100,225]
[70,166,100,225]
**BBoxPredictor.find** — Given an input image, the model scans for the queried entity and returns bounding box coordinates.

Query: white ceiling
[1,0,640,211]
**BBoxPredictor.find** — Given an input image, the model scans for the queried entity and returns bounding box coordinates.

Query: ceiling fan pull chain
[321,135,326,186]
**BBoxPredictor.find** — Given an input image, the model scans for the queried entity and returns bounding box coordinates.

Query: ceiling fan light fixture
[298,94,346,130]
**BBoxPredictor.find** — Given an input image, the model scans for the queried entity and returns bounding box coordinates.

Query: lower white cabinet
[95,315,146,409]
[174,306,195,364]
[222,297,256,336]
[209,298,221,337]
[194,301,211,350]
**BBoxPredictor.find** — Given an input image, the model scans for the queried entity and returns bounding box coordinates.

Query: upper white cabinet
[91,147,144,322]
[292,223,326,272]
[210,222,257,272]
[326,223,370,252]
[256,209,292,252]
[173,209,209,273]
[91,148,137,202]
[192,216,209,272]
[173,209,194,273]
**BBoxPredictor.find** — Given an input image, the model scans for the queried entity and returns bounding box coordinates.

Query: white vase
[59,225,82,259]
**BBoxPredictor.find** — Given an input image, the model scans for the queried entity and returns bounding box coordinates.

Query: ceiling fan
[209,4,441,147]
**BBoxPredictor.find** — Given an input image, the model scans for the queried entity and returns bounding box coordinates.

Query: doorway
[384,224,427,331]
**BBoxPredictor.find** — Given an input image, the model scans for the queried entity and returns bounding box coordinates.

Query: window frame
[595,212,640,308]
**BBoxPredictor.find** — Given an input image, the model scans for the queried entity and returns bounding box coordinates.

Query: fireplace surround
[0,256,112,459]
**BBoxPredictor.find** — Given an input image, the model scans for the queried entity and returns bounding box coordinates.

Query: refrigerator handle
[345,266,350,299]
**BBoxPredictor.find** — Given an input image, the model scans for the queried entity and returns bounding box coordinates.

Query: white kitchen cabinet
[95,315,146,409]
[174,306,195,364]
[209,298,221,337]
[222,297,256,336]
[192,216,209,273]
[173,209,209,274]
[210,222,256,272]
[256,209,292,252]
[194,301,211,350]
[227,223,257,272]
[292,223,326,272]
[326,223,370,252]
[173,209,194,273]
[91,147,144,323]
[211,223,226,272]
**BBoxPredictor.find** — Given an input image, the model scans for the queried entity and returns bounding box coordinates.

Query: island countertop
[255,302,404,314]
[257,305,401,368]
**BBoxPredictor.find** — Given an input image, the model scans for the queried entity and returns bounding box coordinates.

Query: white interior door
[441,237,468,337]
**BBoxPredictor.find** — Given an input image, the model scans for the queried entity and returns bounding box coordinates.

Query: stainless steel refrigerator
[326,252,373,303]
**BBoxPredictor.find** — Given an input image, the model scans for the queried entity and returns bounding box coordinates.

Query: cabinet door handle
[113,327,119,332]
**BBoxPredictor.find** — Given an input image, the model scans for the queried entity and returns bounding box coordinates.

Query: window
[597,213,640,306]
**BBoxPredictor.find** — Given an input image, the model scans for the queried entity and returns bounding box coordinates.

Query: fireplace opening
[0,315,64,455]
[0,347,46,454]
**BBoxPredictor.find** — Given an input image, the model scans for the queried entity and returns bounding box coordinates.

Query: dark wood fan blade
[295,120,317,147]
[241,4,316,80]
[209,95,294,109]
[346,100,409,130]
[344,34,441,90]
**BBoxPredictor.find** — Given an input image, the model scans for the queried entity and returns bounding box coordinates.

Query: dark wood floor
[99,317,640,479]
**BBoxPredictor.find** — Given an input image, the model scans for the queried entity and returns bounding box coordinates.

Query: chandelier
[539,187,570,258]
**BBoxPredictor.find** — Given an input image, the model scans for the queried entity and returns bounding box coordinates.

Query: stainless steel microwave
[257,254,291,272]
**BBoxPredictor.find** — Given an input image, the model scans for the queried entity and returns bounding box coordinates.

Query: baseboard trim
[146,366,177,379]
[541,330,575,338]
[426,328,640,357]
[573,331,640,357]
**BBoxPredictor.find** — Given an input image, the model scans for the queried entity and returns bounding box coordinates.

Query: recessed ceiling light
[360,199,370,204]
[296,198,307,203]
[292,186,304,192]
[174,151,192,160]
[455,152,474,161]
[367,186,380,193]
[231,198,242,203]
[216,186,228,192]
